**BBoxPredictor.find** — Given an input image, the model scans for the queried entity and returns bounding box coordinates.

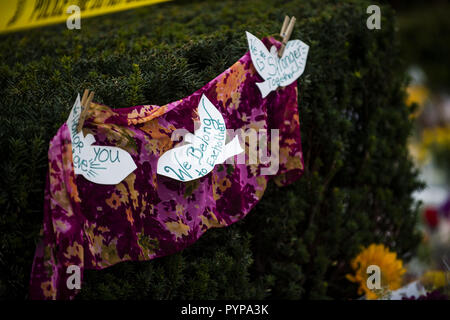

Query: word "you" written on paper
[67,94,137,185]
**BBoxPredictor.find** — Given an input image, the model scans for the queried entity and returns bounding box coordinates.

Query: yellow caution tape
[0,0,170,34]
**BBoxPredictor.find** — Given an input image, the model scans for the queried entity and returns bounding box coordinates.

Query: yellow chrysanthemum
[346,244,406,300]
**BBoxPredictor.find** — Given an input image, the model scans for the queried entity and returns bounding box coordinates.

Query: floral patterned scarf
[29,36,305,299]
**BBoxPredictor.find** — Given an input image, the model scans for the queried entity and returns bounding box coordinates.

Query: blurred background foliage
[0,0,431,299]
[389,0,450,298]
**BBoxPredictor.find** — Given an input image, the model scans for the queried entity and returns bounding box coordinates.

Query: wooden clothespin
[278,15,296,57]
[77,88,95,133]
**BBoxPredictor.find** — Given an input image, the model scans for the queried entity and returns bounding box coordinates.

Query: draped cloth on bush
[29,37,305,300]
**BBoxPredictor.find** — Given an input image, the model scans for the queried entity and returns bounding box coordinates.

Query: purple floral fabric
[29,36,305,299]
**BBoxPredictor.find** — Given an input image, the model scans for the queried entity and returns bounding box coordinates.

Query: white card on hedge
[67,94,137,185]
[246,31,309,98]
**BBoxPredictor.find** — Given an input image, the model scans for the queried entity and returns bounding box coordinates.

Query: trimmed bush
[0,0,422,300]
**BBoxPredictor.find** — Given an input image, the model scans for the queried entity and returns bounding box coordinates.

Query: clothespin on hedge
[278,16,296,57]
[77,88,95,133]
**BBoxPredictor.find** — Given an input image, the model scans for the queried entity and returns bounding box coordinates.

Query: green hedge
[0,0,423,300]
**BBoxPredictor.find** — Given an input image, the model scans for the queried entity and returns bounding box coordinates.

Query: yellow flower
[422,126,450,148]
[406,85,429,107]
[421,271,449,290]
[406,85,429,119]
[346,244,406,299]
[411,126,450,164]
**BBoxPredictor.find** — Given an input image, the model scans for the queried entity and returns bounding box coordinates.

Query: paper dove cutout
[246,31,309,98]
[157,94,244,182]
[67,94,137,185]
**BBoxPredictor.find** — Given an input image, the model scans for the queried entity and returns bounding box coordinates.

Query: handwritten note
[67,94,137,185]
[246,31,309,98]
[157,94,243,182]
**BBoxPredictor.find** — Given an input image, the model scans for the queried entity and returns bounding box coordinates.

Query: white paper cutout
[384,281,427,300]
[246,31,309,98]
[67,94,137,185]
[157,94,244,182]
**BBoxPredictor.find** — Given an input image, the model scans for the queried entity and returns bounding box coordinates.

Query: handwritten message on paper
[157,94,243,182]
[246,31,309,98]
[67,94,137,185]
